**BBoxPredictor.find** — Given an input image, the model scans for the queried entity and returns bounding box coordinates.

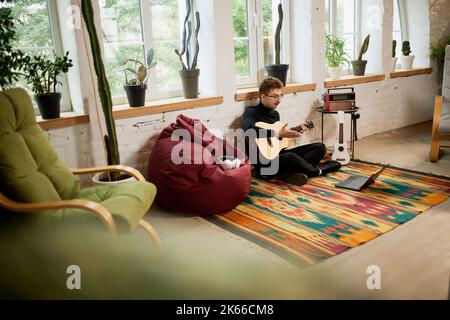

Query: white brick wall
[47,0,450,183]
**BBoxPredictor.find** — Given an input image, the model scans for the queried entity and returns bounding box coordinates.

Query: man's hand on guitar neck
[277,124,301,138]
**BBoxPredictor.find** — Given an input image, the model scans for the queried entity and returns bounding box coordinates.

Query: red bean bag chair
[148,114,251,215]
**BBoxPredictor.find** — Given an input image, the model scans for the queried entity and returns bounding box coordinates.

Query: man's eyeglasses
[265,94,284,101]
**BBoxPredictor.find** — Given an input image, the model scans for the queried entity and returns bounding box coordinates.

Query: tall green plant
[174,0,200,70]
[81,0,120,178]
[325,34,351,68]
[0,7,29,90]
[357,34,370,61]
[274,3,283,65]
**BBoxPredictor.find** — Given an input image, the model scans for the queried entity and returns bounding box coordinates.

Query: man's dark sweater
[242,102,279,138]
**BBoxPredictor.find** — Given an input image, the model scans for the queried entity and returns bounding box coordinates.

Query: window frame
[326,0,359,74]
[234,0,291,88]
[10,0,73,112]
[99,0,191,106]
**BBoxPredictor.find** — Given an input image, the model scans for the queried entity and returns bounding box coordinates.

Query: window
[393,0,404,57]
[232,0,291,87]
[99,0,185,103]
[325,0,358,73]
[7,0,72,112]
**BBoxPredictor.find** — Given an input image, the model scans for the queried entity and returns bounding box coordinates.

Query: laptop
[335,164,388,191]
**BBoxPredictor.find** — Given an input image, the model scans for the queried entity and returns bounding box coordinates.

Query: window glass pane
[336,0,355,61]
[393,0,401,31]
[235,40,250,77]
[336,0,355,35]
[99,0,144,98]
[393,0,402,57]
[324,0,330,33]
[9,0,55,106]
[11,0,53,53]
[233,0,250,77]
[151,0,182,93]
[262,0,274,66]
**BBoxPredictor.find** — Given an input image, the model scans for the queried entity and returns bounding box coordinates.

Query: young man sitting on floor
[241,76,341,186]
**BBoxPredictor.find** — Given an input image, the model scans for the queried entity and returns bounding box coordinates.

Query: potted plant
[351,34,370,76]
[0,6,30,90]
[325,34,351,80]
[23,52,73,119]
[81,0,121,181]
[399,40,414,70]
[430,36,450,86]
[119,49,157,108]
[392,40,397,72]
[265,2,289,86]
[174,0,200,99]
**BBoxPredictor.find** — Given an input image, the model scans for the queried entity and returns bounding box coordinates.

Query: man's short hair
[259,76,283,96]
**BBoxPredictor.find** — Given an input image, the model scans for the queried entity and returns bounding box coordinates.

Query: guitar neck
[339,123,343,144]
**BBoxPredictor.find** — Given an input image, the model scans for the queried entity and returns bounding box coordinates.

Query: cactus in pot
[392,40,397,72]
[400,40,414,70]
[352,34,370,76]
[265,2,289,86]
[174,0,200,98]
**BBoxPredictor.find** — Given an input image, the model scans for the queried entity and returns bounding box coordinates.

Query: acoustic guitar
[254,120,314,160]
[331,111,350,165]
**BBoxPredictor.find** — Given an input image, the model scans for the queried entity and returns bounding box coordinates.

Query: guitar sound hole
[338,147,344,152]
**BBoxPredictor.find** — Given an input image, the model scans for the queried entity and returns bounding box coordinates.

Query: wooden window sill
[113,95,224,120]
[37,113,89,130]
[390,67,432,78]
[234,82,317,102]
[324,74,385,88]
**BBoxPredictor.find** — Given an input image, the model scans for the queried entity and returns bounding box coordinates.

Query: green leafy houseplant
[325,34,351,80]
[120,49,157,107]
[430,36,450,85]
[23,51,73,119]
[399,40,414,70]
[174,0,200,99]
[81,0,120,180]
[0,6,30,90]
[352,34,370,76]
[265,2,289,86]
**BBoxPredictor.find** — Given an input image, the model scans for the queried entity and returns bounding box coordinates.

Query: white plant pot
[92,172,136,186]
[391,57,398,72]
[329,66,342,80]
[399,55,415,70]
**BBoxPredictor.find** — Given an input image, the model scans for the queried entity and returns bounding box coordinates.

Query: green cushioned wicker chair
[0,88,160,244]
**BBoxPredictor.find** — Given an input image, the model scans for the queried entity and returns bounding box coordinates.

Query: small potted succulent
[351,34,370,76]
[325,34,351,80]
[120,48,157,107]
[23,51,73,119]
[392,40,397,72]
[174,0,200,99]
[265,2,289,86]
[399,41,414,70]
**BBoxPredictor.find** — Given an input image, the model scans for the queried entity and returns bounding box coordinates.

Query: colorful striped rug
[204,161,450,267]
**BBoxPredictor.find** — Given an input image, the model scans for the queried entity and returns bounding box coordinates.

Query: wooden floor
[147,121,450,299]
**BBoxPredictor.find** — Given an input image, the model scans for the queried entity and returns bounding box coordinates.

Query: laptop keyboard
[342,176,367,189]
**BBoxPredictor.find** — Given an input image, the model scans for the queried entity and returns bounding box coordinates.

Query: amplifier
[323,87,355,111]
